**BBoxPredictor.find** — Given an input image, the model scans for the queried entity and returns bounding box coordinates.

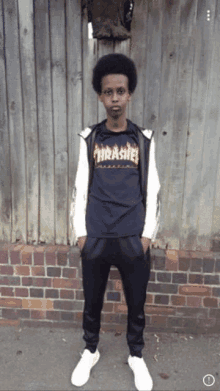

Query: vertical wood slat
[195,0,220,251]
[66,0,82,244]
[3,0,26,243]
[0,0,11,242]
[50,0,67,244]
[181,0,217,251]
[159,0,197,249]
[35,0,54,243]
[82,7,98,129]
[211,0,220,250]
[130,0,148,128]
[18,0,39,244]
[155,0,182,249]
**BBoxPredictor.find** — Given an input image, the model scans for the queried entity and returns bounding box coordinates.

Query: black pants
[81,235,151,358]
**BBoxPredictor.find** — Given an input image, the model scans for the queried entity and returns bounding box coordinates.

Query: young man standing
[70,53,160,391]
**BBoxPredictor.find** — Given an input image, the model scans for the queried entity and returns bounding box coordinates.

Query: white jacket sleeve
[141,136,160,240]
[70,136,89,246]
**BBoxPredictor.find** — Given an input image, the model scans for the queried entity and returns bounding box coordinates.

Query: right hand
[77,236,87,251]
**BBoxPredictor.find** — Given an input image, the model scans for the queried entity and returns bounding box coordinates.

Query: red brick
[114,303,127,313]
[54,300,73,311]
[34,253,44,265]
[151,315,167,327]
[187,296,202,307]
[31,266,45,276]
[146,294,153,304]
[62,268,76,279]
[1,287,14,296]
[145,305,175,315]
[0,298,22,308]
[75,311,83,322]
[171,295,186,306]
[14,265,30,276]
[47,267,61,277]
[189,274,203,284]
[45,289,59,299]
[57,245,69,252]
[21,249,32,265]
[114,280,122,290]
[0,266,13,275]
[15,288,29,297]
[166,250,178,271]
[10,251,21,265]
[22,298,53,310]
[52,278,79,289]
[22,277,33,286]
[203,297,218,308]
[179,285,212,296]
[103,302,114,312]
[60,289,75,300]
[46,311,60,321]
[0,276,20,286]
[46,252,56,265]
[103,313,120,323]
[31,310,46,319]
[57,252,67,266]
[109,269,121,280]
[0,319,20,327]
[0,251,8,264]
[32,277,51,287]
[2,308,19,319]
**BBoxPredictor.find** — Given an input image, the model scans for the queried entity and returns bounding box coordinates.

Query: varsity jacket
[70,120,160,246]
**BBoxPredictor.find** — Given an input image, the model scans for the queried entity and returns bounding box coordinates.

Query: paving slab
[0,326,219,391]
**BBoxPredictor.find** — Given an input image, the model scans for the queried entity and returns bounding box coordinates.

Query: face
[98,74,131,120]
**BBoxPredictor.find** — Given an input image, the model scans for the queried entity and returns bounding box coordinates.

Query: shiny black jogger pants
[81,235,151,358]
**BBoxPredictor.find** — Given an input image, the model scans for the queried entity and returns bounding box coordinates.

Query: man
[70,53,160,391]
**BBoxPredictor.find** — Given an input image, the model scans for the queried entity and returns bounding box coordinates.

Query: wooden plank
[195,0,220,251]
[97,39,114,123]
[143,0,163,132]
[0,0,11,242]
[18,0,39,244]
[3,0,26,243]
[157,0,198,250]
[50,0,67,244]
[35,0,54,243]
[82,7,98,128]
[66,0,83,244]
[181,0,217,251]
[142,0,163,248]
[130,0,149,128]
[152,0,182,249]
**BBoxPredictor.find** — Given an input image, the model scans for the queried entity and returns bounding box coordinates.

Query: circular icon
[203,374,215,387]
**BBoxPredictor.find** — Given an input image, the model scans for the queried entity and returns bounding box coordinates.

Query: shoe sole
[71,351,100,387]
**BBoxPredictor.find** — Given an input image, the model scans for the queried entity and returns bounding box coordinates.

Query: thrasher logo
[93,142,139,168]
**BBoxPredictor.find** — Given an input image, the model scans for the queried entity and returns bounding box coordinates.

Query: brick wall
[0,243,220,333]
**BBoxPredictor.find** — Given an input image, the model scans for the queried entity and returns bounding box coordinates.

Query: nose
[112,91,118,102]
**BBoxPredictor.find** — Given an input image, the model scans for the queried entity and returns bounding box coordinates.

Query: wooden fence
[0,0,220,251]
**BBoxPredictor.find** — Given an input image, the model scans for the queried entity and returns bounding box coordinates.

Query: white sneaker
[128,355,153,391]
[71,349,100,387]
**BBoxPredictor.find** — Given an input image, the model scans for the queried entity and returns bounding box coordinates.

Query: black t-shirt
[86,120,145,238]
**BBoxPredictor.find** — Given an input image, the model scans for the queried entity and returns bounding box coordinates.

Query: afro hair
[92,53,137,94]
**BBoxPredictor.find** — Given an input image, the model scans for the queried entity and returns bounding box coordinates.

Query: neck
[106,115,127,132]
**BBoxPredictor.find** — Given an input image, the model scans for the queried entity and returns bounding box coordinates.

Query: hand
[141,237,151,253]
[77,236,87,251]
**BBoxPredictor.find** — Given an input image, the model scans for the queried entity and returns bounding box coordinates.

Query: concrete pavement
[0,325,219,391]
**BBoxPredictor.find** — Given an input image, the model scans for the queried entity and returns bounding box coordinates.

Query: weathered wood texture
[0,0,220,251]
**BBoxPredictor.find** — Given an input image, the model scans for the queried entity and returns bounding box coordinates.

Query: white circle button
[203,374,215,387]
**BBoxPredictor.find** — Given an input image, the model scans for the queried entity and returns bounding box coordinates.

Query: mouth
[111,106,121,111]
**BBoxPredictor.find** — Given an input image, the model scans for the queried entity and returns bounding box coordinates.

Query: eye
[117,88,125,95]
[104,90,112,96]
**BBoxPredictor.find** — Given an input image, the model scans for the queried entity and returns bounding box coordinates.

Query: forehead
[101,74,129,90]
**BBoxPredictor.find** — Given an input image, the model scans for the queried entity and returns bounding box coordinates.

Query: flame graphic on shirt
[93,142,139,167]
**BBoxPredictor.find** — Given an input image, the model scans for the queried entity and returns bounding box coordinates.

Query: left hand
[141,237,151,254]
